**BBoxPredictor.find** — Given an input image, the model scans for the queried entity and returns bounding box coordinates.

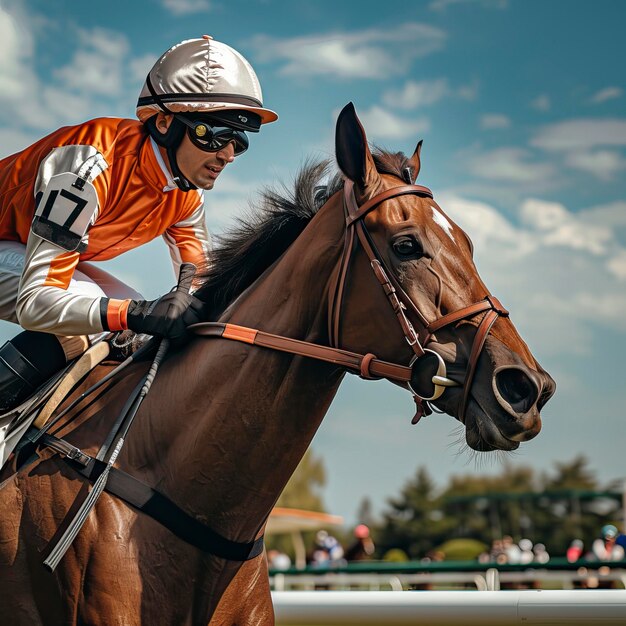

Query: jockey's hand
[126,264,205,340]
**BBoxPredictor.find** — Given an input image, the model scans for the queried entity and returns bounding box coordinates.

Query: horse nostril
[537,373,556,411]
[495,367,538,415]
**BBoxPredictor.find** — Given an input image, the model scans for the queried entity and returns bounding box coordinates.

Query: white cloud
[568,291,626,327]
[352,106,430,141]
[530,118,626,183]
[0,127,38,158]
[457,80,479,101]
[129,53,156,84]
[161,0,211,15]
[39,86,94,127]
[436,193,626,360]
[590,87,623,105]
[565,149,626,181]
[54,28,130,96]
[383,79,450,109]
[520,198,613,256]
[466,147,555,183]
[531,118,626,151]
[0,10,149,132]
[383,78,479,110]
[578,201,626,231]
[249,23,447,79]
[480,113,510,129]
[437,193,535,256]
[607,250,626,280]
[530,95,550,112]
[429,0,508,10]
[0,3,37,102]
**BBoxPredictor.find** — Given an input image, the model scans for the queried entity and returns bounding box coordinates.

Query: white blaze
[431,206,455,242]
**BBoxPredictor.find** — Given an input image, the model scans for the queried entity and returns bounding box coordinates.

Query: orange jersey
[0,118,210,335]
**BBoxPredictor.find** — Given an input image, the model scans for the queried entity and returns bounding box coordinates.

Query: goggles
[176,115,249,155]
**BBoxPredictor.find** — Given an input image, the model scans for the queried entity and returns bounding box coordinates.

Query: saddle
[0,339,112,468]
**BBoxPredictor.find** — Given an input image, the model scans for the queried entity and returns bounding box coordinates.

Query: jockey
[0,35,278,412]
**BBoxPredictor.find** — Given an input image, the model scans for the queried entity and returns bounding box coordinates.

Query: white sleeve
[14,144,113,335]
[16,232,105,335]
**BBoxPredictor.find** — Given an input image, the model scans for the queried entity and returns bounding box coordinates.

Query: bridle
[193,178,510,423]
[332,180,510,421]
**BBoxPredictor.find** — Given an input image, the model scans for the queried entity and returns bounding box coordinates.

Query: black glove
[126,264,204,340]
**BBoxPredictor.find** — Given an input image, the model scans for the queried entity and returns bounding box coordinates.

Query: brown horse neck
[123,193,348,538]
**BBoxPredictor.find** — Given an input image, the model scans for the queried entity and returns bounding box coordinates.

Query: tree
[355,497,375,527]
[443,463,538,542]
[275,448,327,511]
[377,456,622,560]
[376,467,456,559]
[542,455,597,490]
[266,448,328,560]
[534,455,617,554]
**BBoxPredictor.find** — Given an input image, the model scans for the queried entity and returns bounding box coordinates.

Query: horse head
[333,103,555,452]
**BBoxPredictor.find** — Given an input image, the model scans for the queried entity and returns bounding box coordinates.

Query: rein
[193,179,510,423]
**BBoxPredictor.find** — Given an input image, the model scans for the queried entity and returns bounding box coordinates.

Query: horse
[0,103,555,625]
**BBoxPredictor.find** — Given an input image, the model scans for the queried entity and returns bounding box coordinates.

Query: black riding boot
[0,341,44,412]
[0,332,66,413]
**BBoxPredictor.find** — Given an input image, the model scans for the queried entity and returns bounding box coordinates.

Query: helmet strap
[144,75,197,192]
[166,144,196,192]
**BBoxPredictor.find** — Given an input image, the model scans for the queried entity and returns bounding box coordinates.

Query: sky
[0,0,625,528]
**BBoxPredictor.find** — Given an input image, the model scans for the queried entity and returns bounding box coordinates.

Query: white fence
[271,566,626,591]
[272,590,626,625]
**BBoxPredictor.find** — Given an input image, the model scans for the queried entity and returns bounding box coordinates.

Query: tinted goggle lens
[185,121,249,155]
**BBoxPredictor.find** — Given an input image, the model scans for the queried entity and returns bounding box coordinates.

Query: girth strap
[31,433,265,562]
[73,455,265,561]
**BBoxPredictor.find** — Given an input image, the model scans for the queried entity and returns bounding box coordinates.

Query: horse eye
[392,236,422,258]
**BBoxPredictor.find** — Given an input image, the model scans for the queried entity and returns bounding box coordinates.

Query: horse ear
[406,140,423,183]
[335,102,380,194]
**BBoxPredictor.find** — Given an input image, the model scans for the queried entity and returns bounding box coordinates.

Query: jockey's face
[175,130,235,190]
[155,113,237,190]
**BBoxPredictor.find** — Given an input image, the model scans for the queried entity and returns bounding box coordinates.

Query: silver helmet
[137,36,278,126]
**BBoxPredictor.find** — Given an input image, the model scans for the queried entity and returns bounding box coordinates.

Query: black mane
[195,150,410,315]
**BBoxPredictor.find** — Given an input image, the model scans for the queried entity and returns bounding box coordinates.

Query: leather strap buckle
[486,295,508,317]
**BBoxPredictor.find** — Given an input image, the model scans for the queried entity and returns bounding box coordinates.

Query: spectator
[566,539,584,563]
[489,539,507,564]
[345,524,376,562]
[267,549,291,571]
[310,530,345,568]
[533,542,550,564]
[518,538,535,564]
[591,525,625,561]
[503,535,522,564]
